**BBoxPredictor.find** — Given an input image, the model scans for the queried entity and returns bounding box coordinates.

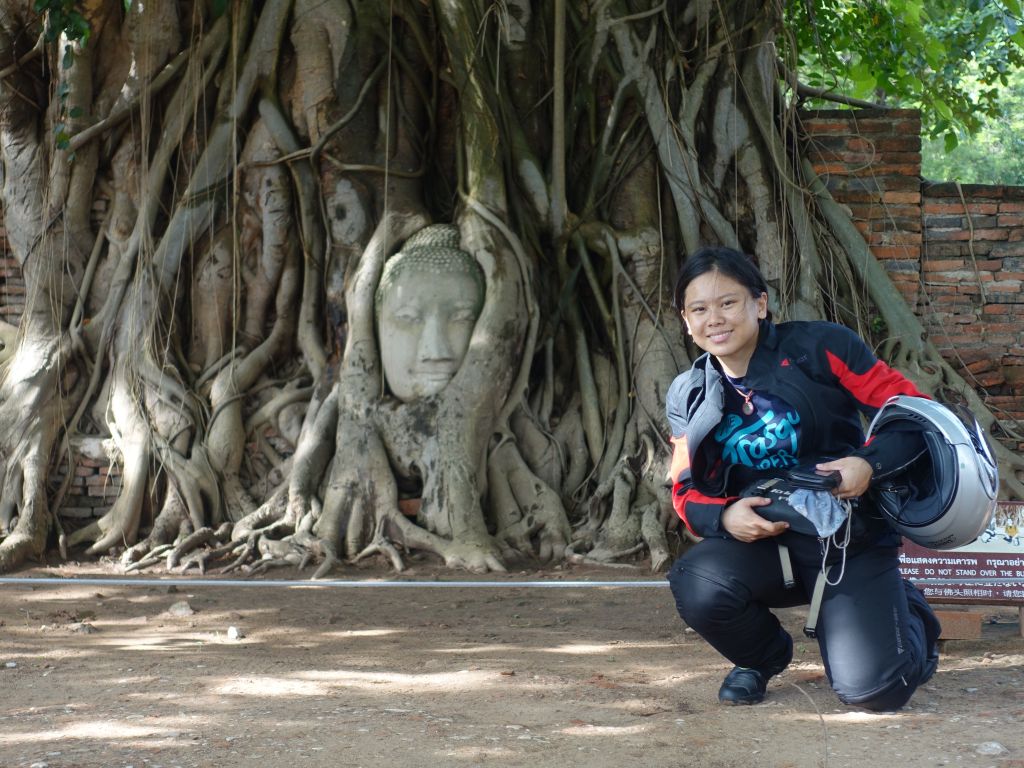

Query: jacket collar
[759,319,778,350]
[742,320,777,381]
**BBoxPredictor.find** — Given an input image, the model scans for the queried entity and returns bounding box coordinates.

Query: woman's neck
[716,355,750,379]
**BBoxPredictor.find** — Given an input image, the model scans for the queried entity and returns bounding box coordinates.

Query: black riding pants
[667,535,940,710]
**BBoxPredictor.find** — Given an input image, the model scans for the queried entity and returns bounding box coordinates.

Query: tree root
[352,519,406,573]
[166,523,233,569]
[565,546,644,569]
[488,439,571,563]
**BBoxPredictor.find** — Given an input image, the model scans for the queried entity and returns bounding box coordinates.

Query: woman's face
[378,268,482,401]
[681,270,767,377]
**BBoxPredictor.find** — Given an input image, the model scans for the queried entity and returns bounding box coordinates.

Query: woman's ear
[757,293,768,319]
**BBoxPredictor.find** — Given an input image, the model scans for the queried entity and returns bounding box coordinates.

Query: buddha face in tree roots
[375,225,485,402]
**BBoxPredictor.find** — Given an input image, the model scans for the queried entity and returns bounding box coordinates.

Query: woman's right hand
[722,497,789,542]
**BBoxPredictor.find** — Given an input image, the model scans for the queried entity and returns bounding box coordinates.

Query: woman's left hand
[815,456,873,499]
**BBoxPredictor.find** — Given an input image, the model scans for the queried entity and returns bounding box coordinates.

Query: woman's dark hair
[672,246,771,319]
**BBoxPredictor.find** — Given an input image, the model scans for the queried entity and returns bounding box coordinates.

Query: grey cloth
[787,489,849,538]
[665,353,724,444]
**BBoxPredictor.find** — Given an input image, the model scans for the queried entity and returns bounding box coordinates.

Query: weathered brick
[846,206,877,221]
[922,202,999,215]
[872,217,922,233]
[873,151,922,164]
[879,259,919,272]
[975,370,1007,387]
[800,120,851,134]
[828,176,886,193]
[921,259,965,270]
[973,259,1003,271]
[880,192,921,204]
[924,228,1009,242]
[920,284,957,296]
[811,162,854,176]
[882,204,924,219]
[870,137,922,152]
[922,243,971,258]
[987,291,1024,304]
[871,246,921,259]
[987,280,1022,292]
[865,163,922,177]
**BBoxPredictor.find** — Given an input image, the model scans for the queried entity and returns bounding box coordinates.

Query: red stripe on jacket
[826,350,924,408]
[669,436,733,535]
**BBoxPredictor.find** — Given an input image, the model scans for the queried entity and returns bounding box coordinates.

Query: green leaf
[934,99,954,120]
[62,44,74,70]
[924,38,945,68]
[901,0,923,25]
[944,132,959,153]
[850,61,877,95]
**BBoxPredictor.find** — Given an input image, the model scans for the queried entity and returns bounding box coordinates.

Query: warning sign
[899,501,1024,604]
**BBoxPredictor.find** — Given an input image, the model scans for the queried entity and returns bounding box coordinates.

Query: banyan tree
[0,0,1020,575]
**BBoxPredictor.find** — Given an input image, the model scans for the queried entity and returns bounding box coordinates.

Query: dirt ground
[1,558,1022,768]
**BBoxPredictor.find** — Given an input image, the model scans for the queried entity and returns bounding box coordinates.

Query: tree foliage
[786,0,1024,147]
[922,67,1024,182]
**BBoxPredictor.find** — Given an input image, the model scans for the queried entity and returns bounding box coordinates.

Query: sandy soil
[1,558,1022,768]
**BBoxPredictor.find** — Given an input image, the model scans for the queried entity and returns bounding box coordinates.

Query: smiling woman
[375,225,486,402]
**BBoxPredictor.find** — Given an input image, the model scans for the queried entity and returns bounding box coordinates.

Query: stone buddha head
[375,224,485,401]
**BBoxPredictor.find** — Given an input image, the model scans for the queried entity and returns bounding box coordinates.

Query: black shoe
[718,634,793,705]
[718,666,769,705]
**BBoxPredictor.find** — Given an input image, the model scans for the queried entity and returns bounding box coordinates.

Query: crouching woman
[665,246,940,711]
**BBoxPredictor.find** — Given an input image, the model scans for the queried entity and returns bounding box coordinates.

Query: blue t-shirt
[715,374,802,473]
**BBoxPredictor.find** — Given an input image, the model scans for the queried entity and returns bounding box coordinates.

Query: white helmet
[865,395,998,550]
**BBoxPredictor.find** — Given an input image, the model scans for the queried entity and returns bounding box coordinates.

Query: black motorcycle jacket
[666,320,926,539]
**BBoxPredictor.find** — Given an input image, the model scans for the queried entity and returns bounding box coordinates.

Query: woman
[666,246,941,711]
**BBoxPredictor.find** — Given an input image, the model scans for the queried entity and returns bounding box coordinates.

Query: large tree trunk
[0,0,1019,575]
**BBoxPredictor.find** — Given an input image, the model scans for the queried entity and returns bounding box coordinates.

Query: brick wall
[802,108,1024,451]
[52,453,123,523]
[919,183,1024,436]
[0,225,124,517]
[0,224,23,324]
